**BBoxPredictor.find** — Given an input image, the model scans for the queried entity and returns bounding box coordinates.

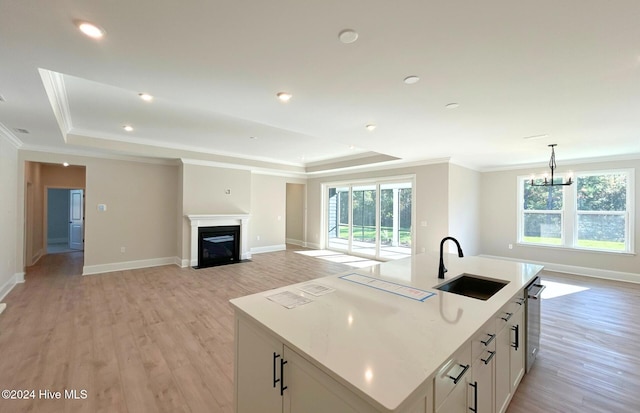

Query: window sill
[516,242,636,256]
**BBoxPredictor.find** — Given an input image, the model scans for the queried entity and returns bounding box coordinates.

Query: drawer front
[434,342,471,409]
[471,319,497,361]
[496,294,525,331]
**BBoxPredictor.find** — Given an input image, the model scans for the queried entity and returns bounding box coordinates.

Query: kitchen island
[230,252,543,413]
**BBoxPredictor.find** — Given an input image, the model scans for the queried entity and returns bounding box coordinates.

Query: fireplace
[197,225,240,268]
[186,214,250,268]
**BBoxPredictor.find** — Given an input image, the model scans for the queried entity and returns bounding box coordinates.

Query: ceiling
[1,0,640,175]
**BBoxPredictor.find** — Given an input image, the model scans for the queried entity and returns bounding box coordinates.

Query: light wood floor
[0,248,638,412]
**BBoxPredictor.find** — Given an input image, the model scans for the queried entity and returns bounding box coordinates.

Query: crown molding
[0,122,23,149]
[38,68,73,137]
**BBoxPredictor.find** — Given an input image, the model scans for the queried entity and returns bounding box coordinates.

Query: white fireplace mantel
[187,214,251,267]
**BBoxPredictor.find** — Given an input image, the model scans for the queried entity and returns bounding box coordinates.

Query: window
[518,169,634,253]
[576,172,629,251]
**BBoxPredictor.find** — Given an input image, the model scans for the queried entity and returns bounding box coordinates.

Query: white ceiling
[1,0,640,174]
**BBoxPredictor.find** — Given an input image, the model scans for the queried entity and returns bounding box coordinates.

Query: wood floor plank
[1,249,639,412]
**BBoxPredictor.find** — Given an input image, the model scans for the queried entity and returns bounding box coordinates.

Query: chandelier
[530,144,573,187]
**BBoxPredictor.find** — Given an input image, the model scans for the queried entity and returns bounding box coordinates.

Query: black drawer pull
[511,324,520,350]
[480,333,496,346]
[448,364,470,384]
[481,350,496,365]
[469,381,478,412]
[273,352,280,388]
[280,358,288,395]
[501,312,513,322]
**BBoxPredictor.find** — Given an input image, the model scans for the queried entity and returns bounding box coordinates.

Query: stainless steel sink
[435,273,509,300]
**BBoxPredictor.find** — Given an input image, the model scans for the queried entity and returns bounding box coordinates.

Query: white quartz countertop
[230,253,543,412]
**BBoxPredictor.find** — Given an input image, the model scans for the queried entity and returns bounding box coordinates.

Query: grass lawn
[338,225,411,245]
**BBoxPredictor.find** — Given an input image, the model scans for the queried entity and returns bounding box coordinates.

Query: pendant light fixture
[530,144,573,187]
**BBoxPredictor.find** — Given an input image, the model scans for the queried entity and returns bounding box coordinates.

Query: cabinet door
[509,308,525,392]
[435,368,470,413]
[236,318,283,413]
[283,346,374,413]
[494,325,511,413]
[471,348,495,413]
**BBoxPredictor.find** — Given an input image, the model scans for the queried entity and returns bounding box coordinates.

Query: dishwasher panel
[526,277,545,372]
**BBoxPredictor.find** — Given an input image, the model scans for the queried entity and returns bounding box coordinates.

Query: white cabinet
[434,342,471,413]
[235,315,431,413]
[236,316,283,413]
[494,296,525,413]
[470,319,497,413]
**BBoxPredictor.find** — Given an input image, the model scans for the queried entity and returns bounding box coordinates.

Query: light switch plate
[97,204,107,212]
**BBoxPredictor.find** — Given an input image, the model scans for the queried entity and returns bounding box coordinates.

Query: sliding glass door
[325,178,413,260]
[327,186,349,251]
[351,185,377,257]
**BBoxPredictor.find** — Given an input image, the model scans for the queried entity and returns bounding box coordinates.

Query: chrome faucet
[439,237,464,279]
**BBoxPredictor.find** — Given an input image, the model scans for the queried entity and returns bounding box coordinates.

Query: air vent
[14,128,30,134]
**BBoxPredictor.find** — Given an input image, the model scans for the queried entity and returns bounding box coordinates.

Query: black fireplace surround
[197,225,240,268]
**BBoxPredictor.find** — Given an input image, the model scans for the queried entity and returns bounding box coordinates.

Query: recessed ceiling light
[138,93,153,102]
[123,125,134,132]
[249,136,258,140]
[349,145,355,150]
[365,124,376,131]
[277,92,292,102]
[0,94,5,102]
[403,76,420,85]
[76,21,105,39]
[13,128,29,134]
[63,162,70,167]
[445,103,460,109]
[338,29,359,44]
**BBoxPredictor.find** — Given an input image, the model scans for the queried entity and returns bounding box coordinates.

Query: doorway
[46,188,84,254]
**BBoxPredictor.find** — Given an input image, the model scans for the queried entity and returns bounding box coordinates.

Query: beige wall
[18,151,179,271]
[250,174,287,251]
[480,159,640,277]
[86,158,178,267]
[0,135,19,297]
[286,183,305,245]
[180,163,252,260]
[449,163,481,256]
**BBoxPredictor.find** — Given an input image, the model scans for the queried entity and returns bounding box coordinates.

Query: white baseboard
[304,242,322,250]
[479,254,640,284]
[0,272,26,302]
[47,237,67,244]
[82,257,180,276]
[250,244,286,255]
[285,238,306,247]
[0,302,6,315]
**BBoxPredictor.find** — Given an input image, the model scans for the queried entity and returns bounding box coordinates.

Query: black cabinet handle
[511,324,520,350]
[501,312,513,322]
[515,297,525,306]
[448,364,470,384]
[481,350,496,365]
[280,358,288,395]
[273,352,280,388]
[480,333,496,346]
[469,381,478,412]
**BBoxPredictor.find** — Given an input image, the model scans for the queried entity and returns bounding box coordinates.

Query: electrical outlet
[508,244,513,250]
[120,246,126,253]
[256,235,260,241]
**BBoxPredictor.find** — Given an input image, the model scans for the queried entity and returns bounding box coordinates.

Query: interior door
[69,189,84,250]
